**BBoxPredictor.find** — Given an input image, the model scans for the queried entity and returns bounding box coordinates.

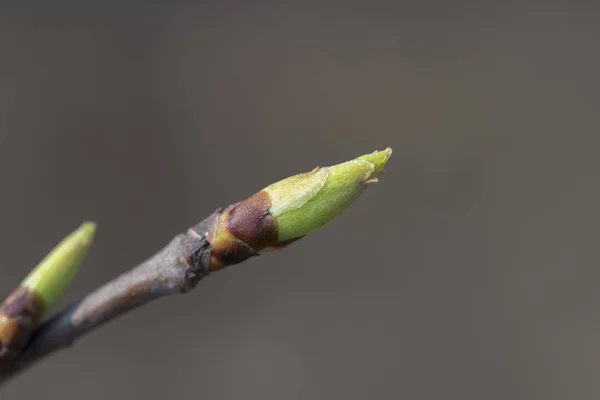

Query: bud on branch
[189,148,393,271]
[0,223,95,358]
[0,149,391,384]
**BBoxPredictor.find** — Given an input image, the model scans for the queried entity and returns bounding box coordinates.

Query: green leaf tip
[22,222,96,313]
[355,147,393,177]
[264,148,393,242]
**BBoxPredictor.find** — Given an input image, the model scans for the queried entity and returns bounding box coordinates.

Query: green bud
[190,148,392,271]
[264,148,392,242]
[22,222,96,312]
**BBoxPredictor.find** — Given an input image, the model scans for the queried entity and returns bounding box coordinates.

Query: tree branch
[0,148,393,388]
[0,225,211,386]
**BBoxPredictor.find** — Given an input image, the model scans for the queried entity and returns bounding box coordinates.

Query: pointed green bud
[22,222,96,312]
[189,148,392,271]
[1,222,95,357]
[264,147,392,241]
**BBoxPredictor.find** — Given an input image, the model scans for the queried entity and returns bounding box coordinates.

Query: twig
[0,148,392,387]
[0,225,211,386]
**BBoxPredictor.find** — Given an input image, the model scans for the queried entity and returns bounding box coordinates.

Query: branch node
[180,229,211,292]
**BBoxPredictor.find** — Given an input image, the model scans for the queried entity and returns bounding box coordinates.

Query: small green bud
[22,222,96,312]
[265,148,392,241]
[1,222,95,357]
[189,148,392,271]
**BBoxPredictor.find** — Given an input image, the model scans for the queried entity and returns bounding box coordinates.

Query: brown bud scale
[189,191,279,271]
[0,286,46,358]
[227,191,278,250]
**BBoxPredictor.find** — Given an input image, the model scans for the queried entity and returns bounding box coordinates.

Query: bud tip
[356,147,393,179]
[78,221,97,244]
[21,221,97,312]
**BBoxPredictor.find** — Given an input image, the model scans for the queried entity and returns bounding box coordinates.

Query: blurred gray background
[1,1,599,399]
